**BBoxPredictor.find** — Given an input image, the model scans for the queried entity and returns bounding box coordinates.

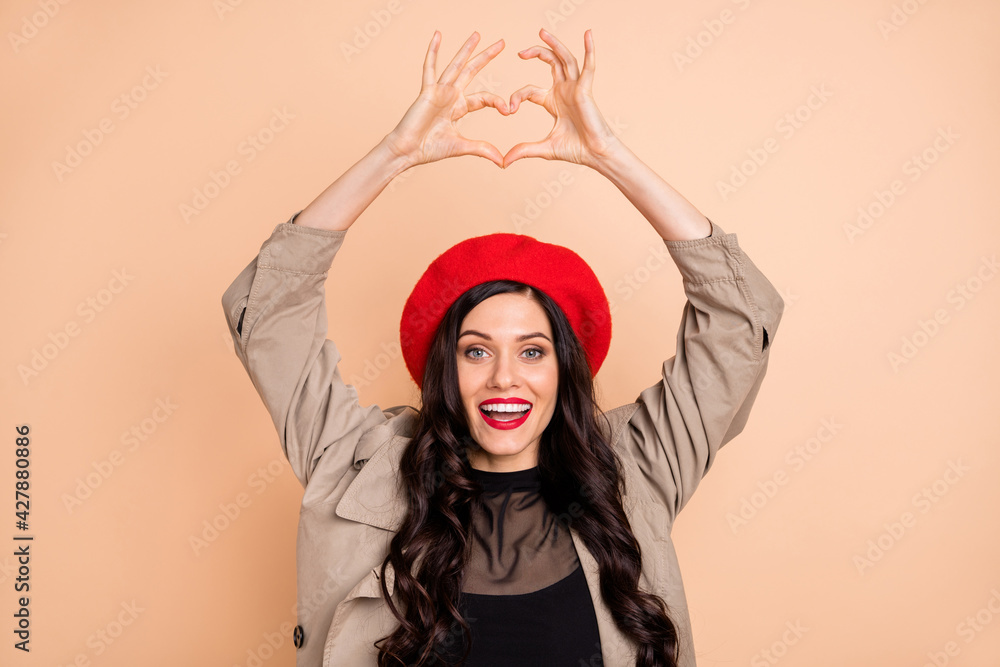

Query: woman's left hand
[503,29,621,169]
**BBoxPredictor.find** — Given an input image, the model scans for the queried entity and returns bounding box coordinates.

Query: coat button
[293,624,304,648]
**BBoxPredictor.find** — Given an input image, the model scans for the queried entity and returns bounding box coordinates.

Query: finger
[539,27,579,80]
[439,31,481,86]
[517,45,565,82]
[465,91,510,115]
[422,31,441,88]
[579,29,595,91]
[454,38,504,90]
[507,84,547,115]
[503,140,551,168]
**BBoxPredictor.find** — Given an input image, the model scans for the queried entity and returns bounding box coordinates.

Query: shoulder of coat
[599,403,642,445]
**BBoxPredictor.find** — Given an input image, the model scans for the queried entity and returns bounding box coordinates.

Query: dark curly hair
[374,279,680,666]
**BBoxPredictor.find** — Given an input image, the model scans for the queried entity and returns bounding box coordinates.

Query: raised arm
[222,31,512,489]
[503,28,785,521]
[628,227,784,522]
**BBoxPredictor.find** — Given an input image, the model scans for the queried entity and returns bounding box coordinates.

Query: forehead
[459,292,552,334]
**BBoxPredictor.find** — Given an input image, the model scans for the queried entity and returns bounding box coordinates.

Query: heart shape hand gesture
[384,28,623,171]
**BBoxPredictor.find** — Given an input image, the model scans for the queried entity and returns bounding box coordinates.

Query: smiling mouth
[478,403,532,429]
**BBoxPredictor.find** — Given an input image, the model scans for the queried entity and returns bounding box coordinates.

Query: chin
[471,433,522,454]
[481,442,529,457]
[466,432,536,465]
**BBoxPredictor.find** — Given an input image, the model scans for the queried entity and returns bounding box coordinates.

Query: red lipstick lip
[477,398,532,430]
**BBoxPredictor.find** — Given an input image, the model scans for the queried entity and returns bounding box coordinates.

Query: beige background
[2,0,998,665]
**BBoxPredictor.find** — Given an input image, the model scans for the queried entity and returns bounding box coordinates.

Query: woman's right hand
[384,31,510,169]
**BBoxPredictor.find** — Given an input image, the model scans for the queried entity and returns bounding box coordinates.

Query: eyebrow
[458,330,552,343]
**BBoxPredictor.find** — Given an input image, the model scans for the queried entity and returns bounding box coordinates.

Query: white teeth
[480,403,530,413]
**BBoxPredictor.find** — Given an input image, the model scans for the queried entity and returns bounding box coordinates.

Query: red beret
[400,233,612,390]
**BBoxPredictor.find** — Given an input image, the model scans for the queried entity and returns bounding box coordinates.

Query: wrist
[378,133,420,175]
[588,137,636,182]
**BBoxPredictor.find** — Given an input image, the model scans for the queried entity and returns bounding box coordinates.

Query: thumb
[502,140,549,168]
[459,138,505,169]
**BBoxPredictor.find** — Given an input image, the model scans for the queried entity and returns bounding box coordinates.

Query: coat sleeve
[620,219,785,524]
[221,211,390,488]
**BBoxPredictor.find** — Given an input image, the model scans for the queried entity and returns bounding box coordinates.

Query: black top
[437,465,603,666]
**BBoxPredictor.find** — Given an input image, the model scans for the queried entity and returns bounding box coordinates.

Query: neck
[469,464,541,493]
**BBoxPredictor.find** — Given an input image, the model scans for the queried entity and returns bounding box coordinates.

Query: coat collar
[333,403,641,532]
[334,432,409,532]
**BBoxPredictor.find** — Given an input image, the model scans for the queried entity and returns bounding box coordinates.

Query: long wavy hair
[373,280,680,666]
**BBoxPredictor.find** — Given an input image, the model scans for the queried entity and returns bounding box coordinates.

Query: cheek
[456,363,480,405]
[531,365,560,405]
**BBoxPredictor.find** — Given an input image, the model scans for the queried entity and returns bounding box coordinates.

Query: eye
[464,347,487,359]
[523,347,544,360]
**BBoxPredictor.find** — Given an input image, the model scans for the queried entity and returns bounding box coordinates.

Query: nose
[487,350,520,390]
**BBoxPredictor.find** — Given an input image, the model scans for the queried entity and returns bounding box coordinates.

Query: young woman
[222,28,784,667]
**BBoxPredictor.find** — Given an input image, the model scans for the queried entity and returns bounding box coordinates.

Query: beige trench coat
[221,211,784,667]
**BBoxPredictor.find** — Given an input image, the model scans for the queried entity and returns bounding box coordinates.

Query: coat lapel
[334,434,408,533]
[571,526,638,666]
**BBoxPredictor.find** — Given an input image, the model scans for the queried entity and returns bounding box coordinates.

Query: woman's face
[456,291,559,472]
